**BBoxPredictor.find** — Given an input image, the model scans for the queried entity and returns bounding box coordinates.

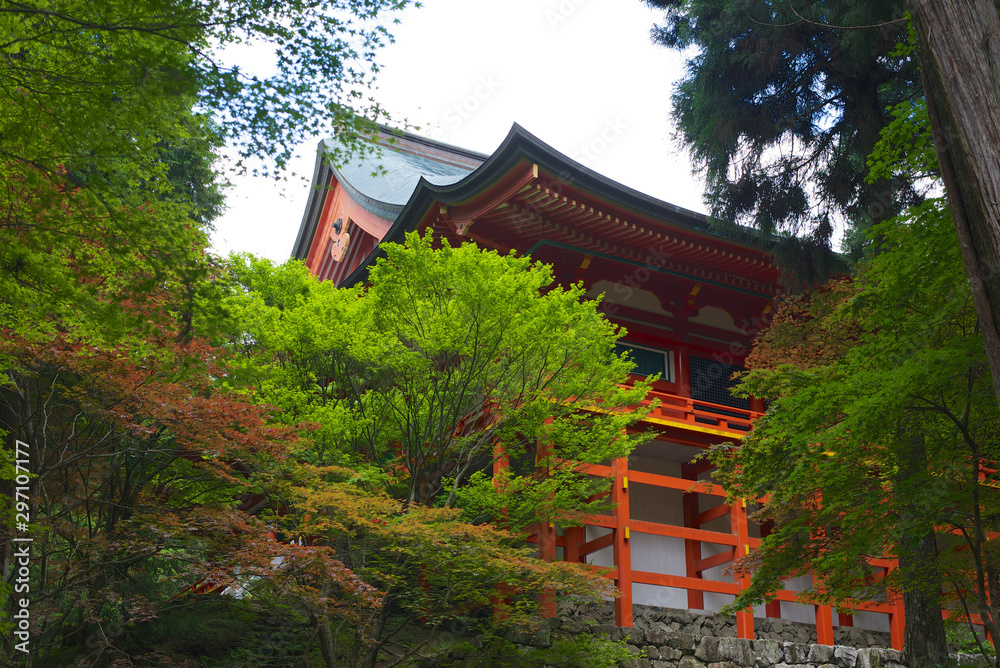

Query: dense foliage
[646,2,1000,662]
[644,0,922,275]
[212,233,652,666]
[0,0,412,346]
[2,221,647,666]
[715,200,1000,663]
[1,0,412,173]
[6,1,652,665]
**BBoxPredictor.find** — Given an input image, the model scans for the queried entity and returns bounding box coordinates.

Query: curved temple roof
[292,123,779,297]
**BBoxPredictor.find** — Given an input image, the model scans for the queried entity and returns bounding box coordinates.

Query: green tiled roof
[328,138,478,214]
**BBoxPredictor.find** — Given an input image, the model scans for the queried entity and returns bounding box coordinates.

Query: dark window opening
[616,343,671,381]
[689,355,749,411]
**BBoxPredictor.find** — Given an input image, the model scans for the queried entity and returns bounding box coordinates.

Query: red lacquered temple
[290,124,904,647]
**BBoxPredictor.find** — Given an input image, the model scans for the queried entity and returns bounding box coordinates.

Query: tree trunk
[361,599,391,668]
[909,0,1000,411]
[309,583,339,668]
[898,528,949,667]
[897,433,949,666]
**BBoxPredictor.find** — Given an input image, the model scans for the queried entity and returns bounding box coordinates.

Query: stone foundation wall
[541,603,988,668]
[587,634,985,668]
[556,602,893,648]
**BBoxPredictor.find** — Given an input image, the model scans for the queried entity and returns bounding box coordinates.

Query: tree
[216,233,653,666]
[643,0,921,270]
[0,285,307,666]
[222,232,651,519]
[905,0,1000,415]
[1,2,419,662]
[646,0,1000,661]
[714,201,1000,665]
[273,464,625,668]
[0,0,413,344]
[1,0,412,173]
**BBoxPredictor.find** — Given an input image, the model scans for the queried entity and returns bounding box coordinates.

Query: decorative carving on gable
[688,305,744,334]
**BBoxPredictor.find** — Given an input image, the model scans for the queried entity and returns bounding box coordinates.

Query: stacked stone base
[592,634,986,668]
[555,602,892,648]
[542,602,989,668]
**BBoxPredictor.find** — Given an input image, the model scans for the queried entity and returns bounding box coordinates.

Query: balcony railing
[628,385,765,434]
[525,455,908,650]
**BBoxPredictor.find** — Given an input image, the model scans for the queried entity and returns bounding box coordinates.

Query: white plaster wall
[585,526,614,569]
[853,610,891,633]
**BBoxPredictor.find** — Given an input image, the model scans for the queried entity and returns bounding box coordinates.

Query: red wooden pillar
[678,349,699,426]
[535,436,557,618]
[612,456,633,627]
[810,571,835,645]
[888,562,905,650]
[492,443,510,622]
[758,519,781,618]
[677,348,691,398]
[730,497,754,640]
[890,604,905,650]
[815,603,834,645]
[564,526,585,563]
[838,612,854,627]
[681,462,704,610]
[537,520,557,617]
[493,443,509,480]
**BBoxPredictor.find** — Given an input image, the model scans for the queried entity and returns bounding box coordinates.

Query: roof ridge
[371,124,489,170]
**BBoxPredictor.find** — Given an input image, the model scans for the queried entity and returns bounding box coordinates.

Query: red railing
[623,384,765,434]
[517,385,927,648]
[529,457,907,649]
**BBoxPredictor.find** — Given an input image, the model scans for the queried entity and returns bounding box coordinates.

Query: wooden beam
[628,518,738,546]
[442,162,538,228]
[579,532,614,557]
[553,458,613,478]
[631,570,741,595]
[628,469,727,497]
[695,503,731,527]
[694,549,735,573]
[572,513,616,529]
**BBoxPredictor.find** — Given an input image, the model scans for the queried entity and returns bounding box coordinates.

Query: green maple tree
[216,232,653,667]
[715,201,1000,664]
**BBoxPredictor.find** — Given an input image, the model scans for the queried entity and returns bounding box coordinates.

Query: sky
[209,0,705,263]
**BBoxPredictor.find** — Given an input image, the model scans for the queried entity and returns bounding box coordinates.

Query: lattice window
[689,355,749,411]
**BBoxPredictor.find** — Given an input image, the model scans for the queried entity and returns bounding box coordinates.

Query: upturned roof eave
[290,139,332,263]
[315,124,776,288]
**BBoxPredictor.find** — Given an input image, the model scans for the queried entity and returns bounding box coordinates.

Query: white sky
[209,0,705,263]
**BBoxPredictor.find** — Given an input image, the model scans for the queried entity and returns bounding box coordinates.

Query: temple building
[290,124,902,648]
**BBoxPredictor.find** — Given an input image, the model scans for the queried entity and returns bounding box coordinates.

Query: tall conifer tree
[644,0,920,276]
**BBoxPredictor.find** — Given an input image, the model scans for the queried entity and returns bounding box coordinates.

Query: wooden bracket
[686,283,702,312]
